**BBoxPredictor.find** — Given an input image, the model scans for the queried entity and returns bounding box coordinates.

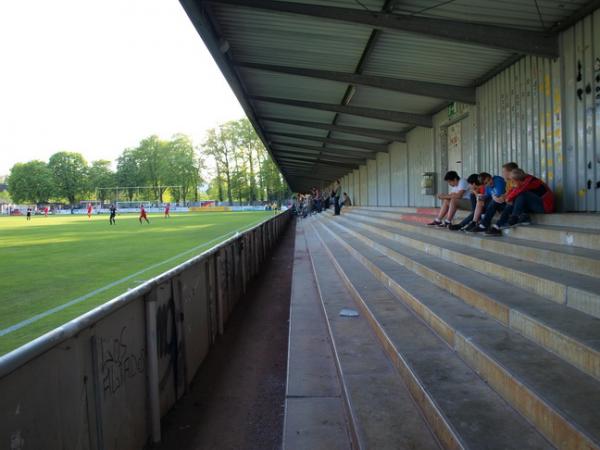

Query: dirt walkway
[155,220,296,450]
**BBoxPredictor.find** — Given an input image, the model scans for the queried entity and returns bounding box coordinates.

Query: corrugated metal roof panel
[212,4,372,72]
[335,114,411,132]
[391,0,587,30]
[264,122,331,138]
[327,131,386,144]
[349,85,444,114]
[252,100,338,123]
[278,0,385,9]
[363,31,513,86]
[238,68,347,103]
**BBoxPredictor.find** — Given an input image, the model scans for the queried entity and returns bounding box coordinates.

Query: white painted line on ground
[0,216,269,337]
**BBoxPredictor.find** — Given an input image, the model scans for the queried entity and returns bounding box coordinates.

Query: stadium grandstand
[2,1,600,449]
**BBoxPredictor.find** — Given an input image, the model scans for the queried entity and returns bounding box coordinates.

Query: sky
[0,0,245,175]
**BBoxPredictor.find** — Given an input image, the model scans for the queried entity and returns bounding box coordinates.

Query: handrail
[0,210,288,378]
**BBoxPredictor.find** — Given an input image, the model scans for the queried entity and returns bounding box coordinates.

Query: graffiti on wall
[100,326,145,397]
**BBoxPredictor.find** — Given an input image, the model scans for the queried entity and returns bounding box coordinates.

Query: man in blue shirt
[469,172,507,233]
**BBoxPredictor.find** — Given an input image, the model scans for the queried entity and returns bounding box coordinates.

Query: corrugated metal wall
[367,159,378,206]
[335,11,600,212]
[376,152,391,206]
[390,142,409,206]
[562,11,600,212]
[477,56,565,206]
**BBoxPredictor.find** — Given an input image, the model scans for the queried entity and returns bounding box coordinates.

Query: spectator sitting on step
[485,168,555,236]
[463,171,507,233]
[341,192,352,209]
[448,174,485,231]
[427,171,471,228]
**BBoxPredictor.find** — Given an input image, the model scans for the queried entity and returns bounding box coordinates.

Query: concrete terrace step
[283,225,353,450]
[304,224,442,450]
[315,217,600,450]
[330,215,600,382]
[347,209,600,278]
[349,207,600,251]
[354,207,600,231]
[342,211,600,319]
[503,224,600,251]
[309,221,553,450]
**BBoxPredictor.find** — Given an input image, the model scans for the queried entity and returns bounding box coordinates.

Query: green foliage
[48,152,88,205]
[7,160,55,204]
[6,119,288,206]
[202,118,290,204]
[88,160,116,202]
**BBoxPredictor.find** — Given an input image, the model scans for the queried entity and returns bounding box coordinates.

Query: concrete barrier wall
[0,211,290,450]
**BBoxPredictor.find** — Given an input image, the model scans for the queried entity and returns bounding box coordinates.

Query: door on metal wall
[447,122,463,175]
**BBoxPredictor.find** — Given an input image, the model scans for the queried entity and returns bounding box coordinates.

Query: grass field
[0,210,275,355]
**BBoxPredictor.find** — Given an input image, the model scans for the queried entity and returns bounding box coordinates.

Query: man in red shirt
[486,168,555,236]
[87,203,93,219]
[164,203,170,218]
[139,204,150,224]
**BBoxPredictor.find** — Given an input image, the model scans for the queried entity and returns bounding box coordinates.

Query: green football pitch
[0,211,275,355]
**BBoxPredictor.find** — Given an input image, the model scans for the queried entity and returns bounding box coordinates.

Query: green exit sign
[448,102,457,117]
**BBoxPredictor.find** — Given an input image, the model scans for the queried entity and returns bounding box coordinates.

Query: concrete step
[315,217,600,450]
[308,221,553,450]
[283,224,354,450]
[503,224,600,251]
[354,207,600,231]
[330,215,600,382]
[346,209,600,278]
[304,225,442,450]
[341,211,600,319]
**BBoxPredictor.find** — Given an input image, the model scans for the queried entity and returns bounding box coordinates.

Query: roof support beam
[275,153,364,166]
[261,117,405,142]
[238,62,476,104]
[273,149,370,162]
[268,132,388,152]
[208,0,558,57]
[252,96,432,127]
[278,157,359,169]
[271,141,375,158]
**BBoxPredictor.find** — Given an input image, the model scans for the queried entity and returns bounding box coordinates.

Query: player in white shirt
[427,171,471,228]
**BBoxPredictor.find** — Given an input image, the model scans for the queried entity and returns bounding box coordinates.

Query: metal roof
[180,0,596,191]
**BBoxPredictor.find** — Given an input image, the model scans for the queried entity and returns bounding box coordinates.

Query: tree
[48,152,88,205]
[7,160,55,204]
[165,134,202,203]
[88,160,116,203]
[135,136,168,202]
[116,149,142,201]
[204,125,234,205]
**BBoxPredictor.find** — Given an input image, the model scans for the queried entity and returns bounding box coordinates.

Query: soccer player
[139,204,150,224]
[164,203,170,218]
[87,202,93,219]
[26,207,32,221]
[109,204,117,225]
[44,206,49,217]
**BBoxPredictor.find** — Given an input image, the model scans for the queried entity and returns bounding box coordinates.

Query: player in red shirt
[87,203,93,219]
[44,206,49,217]
[139,204,150,224]
[164,203,170,218]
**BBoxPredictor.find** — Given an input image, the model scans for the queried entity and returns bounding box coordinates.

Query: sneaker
[470,225,487,233]
[518,214,531,225]
[462,222,477,232]
[485,226,503,236]
[508,216,519,227]
[437,220,450,228]
[426,219,442,227]
[448,224,463,231]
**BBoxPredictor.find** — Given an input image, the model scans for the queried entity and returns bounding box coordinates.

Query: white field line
[0,216,269,337]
